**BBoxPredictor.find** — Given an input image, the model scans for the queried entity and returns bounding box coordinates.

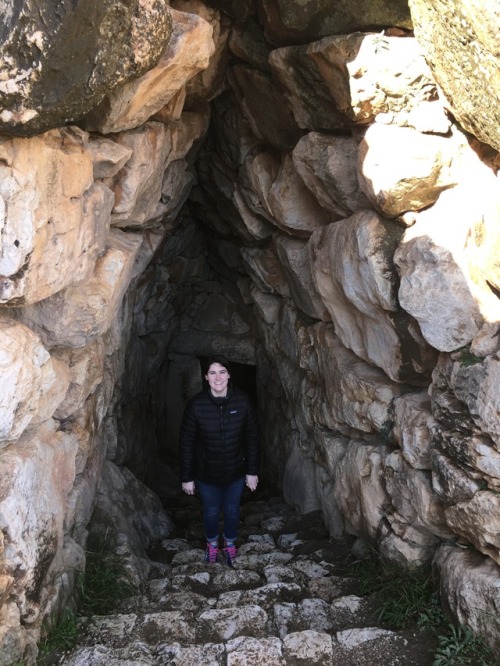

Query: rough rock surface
[409,0,500,152]
[257,0,412,46]
[56,490,437,666]
[83,9,215,134]
[0,127,111,305]
[309,210,436,383]
[0,1,499,661]
[0,0,172,136]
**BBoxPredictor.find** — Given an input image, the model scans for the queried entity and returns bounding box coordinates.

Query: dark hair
[204,355,231,374]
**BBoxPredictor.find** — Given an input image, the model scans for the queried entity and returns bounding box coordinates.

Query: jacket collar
[207,384,233,405]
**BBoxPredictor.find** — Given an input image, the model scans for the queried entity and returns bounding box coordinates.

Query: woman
[179,356,260,565]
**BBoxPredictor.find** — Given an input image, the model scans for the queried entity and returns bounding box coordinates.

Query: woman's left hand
[245,475,258,491]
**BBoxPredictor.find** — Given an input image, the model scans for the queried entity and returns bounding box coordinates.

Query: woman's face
[205,362,230,397]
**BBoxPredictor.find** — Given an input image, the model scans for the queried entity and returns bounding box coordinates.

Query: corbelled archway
[1,1,500,661]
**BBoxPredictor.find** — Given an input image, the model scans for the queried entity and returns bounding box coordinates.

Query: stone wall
[0,0,500,662]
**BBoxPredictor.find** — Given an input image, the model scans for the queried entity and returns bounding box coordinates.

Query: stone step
[63,626,428,665]
[58,493,436,665]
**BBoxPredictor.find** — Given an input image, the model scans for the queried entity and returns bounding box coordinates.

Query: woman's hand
[245,475,258,491]
[182,481,195,495]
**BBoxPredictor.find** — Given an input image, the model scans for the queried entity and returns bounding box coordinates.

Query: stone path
[60,488,436,665]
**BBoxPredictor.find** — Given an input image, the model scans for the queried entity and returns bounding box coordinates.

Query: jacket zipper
[219,404,226,474]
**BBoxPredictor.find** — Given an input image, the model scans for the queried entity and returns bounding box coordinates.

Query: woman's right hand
[182,481,195,495]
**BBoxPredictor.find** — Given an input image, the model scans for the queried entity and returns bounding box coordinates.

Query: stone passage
[60,488,436,666]
[1,1,500,660]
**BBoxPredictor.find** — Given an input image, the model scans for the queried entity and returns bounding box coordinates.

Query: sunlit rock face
[0,128,110,305]
[409,0,500,153]
[0,0,500,662]
[82,8,215,134]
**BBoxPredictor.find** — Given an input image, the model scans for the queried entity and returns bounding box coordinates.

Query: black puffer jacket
[179,386,260,485]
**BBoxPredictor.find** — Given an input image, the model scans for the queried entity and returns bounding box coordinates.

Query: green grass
[433,624,500,666]
[343,550,439,629]
[342,549,500,665]
[77,535,137,616]
[37,609,77,665]
[36,534,136,663]
[458,346,482,367]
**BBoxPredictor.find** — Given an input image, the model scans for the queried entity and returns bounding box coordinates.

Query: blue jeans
[196,476,245,542]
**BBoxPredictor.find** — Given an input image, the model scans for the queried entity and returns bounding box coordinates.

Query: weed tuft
[36,532,136,662]
[458,346,482,368]
[341,548,499,665]
[77,534,136,616]
[433,623,499,666]
[342,550,439,629]
[37,609,77,665]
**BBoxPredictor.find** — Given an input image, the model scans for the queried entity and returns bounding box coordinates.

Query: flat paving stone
[336,627,395,649]
[235,551,293,572]
[263,564,296,584]
[155,641,225,666]
[210,569,262,592]
[273,598,334,638]
[226,636,285,666]
[283,629,334,665]
[197,605,268,642]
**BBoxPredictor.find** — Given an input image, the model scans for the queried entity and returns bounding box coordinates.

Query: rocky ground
[57,485,439,665]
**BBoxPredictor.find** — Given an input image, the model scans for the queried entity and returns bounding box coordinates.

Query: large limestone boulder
[444,491,500,566]
[431,451,483,507]
[14,230,143,349]
[269,34,435,130]
[409,0,500,152]
[383,451,450,554]
[308,323,403,434]
[53,341,105,420]
[431,352,500,449]
[0,420,78,626]
[293,133,371,219]
[333,440,391,543]
[357,124,462,218]
[256,0,411,46]
[241,246,291,298]
[83,9,215,134]
[0,128,112,305]
[89,460,174,583]
[434,545,500,653]
[107,115,208,228]
[309,210,437,383]
[395,184,500,352]
[172,0,231,106]
[241,150,281,223]
[229,65,301,150]
[282,446,322,514]
[0,319,69,443]
[87,137,133,179]
[229,17,273,71]
[274,236,329,321]
[0,0,172,136]
[393,391,435,470]
[267,155,332,236]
